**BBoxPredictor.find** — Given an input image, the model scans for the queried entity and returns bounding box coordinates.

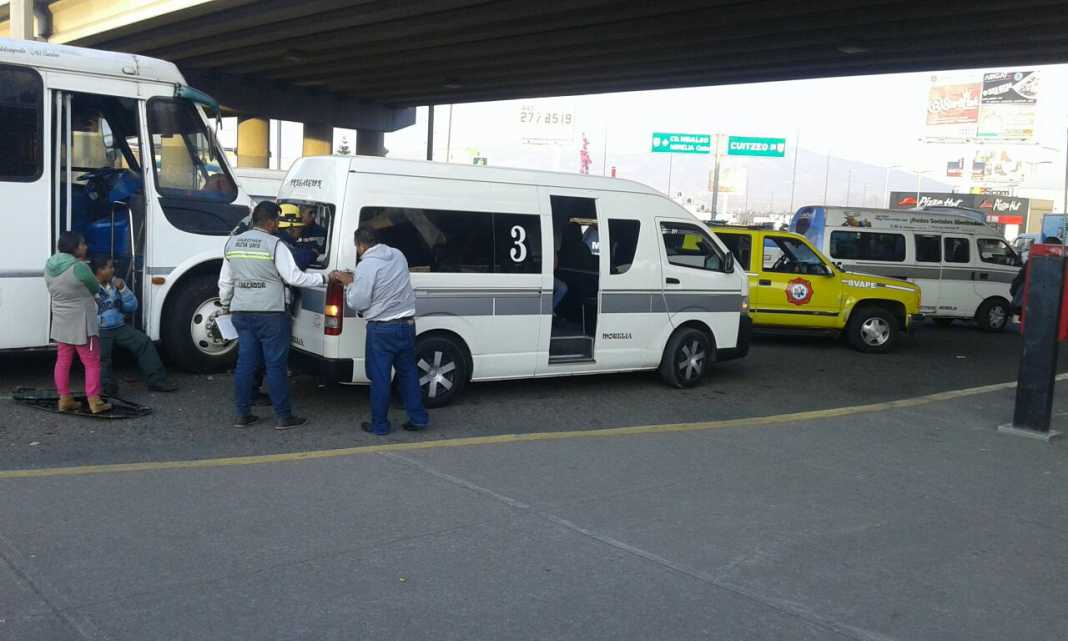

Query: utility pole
[710,133,723,217]
[667,154,674,196]
[788,129,800,213]
[445,104,454,163]
[601,126,609,176]
[426,105,435,161]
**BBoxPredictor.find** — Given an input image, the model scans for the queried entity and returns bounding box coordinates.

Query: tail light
[324,279,344,336]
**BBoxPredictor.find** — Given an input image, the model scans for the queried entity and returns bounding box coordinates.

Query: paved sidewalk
[1,385,1066,641]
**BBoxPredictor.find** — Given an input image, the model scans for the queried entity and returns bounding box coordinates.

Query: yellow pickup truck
[711,226,922,352]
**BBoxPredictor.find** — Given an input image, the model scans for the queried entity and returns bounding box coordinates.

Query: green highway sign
[651,132,711,154]
[727,136,786,157]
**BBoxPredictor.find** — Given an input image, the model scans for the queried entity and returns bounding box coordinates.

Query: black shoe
[361,421,391,436]
[402,422,427,432]
[252,391,273,407]
[233,415,259,428]
[148,381,179,393]
[275,416,309,430]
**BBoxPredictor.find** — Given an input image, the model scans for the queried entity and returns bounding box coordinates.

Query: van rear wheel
[659,328,713,389]
[976,298,1010,332]
[414,335,469,408]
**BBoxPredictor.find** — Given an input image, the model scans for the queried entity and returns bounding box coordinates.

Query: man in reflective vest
[219,201,326,429]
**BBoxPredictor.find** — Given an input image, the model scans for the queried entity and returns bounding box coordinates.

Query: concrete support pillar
[237,115,270,168]
[356,130,386,157]
[10,0,35,39]
[303,122,333,156]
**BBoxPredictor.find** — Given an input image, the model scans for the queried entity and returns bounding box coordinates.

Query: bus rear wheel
[163,273,238,373]
[414,335,469,408]
[659,327,713,388]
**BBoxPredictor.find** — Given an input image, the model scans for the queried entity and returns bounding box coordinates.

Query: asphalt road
[0,320,1062,471]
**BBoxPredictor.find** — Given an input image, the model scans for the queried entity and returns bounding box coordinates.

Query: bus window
[830,231,906,262]
[359,207,541,275]
[977,238,1020,267]
[944,237,970,264]
[915,234,941,263]
[147,98,236,202]
[0,65,42,181]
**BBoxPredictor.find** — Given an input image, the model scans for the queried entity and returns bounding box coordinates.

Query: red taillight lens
[324,280,344,336]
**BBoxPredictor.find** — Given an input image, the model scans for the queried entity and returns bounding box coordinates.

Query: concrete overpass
[4,0,1068,165]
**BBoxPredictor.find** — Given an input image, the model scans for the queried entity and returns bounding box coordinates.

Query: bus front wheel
[163,274,238,373]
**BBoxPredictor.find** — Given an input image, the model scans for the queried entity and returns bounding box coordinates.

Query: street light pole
[823,150,831,204]
[788,129,800,213]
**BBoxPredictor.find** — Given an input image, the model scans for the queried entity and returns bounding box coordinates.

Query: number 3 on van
[510,225,527,262]
[786,278,814,305]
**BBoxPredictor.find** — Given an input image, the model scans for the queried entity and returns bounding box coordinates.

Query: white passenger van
[280,156,750,406]
[791,206,1021,331]
[0,38,252,371]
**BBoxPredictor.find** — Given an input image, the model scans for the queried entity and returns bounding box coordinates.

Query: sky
[220,62,1068,213]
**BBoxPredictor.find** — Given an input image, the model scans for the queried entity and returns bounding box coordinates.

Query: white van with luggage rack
[791,205,1021,331]
[279,156,751,406]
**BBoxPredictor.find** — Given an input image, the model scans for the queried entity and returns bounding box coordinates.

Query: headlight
[741,295,749,312]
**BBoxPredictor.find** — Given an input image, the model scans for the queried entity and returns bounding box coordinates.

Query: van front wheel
[846,305,898,353]
[414,335,469,408]
[976,298,1010,332]
[659,328,713,389]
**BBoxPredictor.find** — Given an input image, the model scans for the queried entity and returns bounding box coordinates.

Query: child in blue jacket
[91,256,178,396]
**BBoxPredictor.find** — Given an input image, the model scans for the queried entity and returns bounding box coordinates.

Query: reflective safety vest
[224,228,286,312]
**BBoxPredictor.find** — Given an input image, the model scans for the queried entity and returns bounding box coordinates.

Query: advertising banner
[977,71,1038,142]
[889,191,1029,225]
[927,81,981,126]
[946,158,963,178]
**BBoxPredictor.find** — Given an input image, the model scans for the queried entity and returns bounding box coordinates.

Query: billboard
[946,158,963,178]
[977,71,1038,142]
[518,103,575,146]
[889,191,1028,225]
[924,70,1038,144]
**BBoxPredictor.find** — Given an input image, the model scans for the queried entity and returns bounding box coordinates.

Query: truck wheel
[846,306,898,353]
[976,298,1010,332]
[414,335,469,408]
[659,327,713,388]
[163,273,237,373]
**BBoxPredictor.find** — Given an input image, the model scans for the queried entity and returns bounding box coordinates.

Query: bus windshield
[147,98,236,202]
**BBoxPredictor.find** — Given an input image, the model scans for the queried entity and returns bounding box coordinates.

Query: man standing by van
[330,227,428,435]
[219,201,327,429]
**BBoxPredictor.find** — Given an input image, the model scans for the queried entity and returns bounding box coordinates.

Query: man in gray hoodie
[331,227,428,435]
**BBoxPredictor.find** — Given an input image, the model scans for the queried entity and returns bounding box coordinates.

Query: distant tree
[336,135,352,155]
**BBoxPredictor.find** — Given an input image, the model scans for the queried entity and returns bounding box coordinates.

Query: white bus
[791,206,1021,331]
[278,156,751,406]
[0,38,250,371]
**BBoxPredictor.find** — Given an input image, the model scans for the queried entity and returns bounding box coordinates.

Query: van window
[829,231,906,262]
[944,237,970,264]
[359,207,541,274]
[661,222,730,272]
[915,234,941,263]
[0,66,42,181]
[608,219,640,274]
[977,238,1019,267]
[763,236,829,275]
[716,233,752,272]
[147,99,236,201]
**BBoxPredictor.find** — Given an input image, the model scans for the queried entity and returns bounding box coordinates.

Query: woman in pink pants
[44,231,111,414]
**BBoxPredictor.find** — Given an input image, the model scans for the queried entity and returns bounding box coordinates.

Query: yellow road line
[1,375,1055,480]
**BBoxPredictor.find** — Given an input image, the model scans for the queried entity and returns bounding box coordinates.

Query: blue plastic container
[85,216,130,257]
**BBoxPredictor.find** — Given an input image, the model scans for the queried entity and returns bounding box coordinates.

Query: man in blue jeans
[218,202,327,429]
[330,227,428,435]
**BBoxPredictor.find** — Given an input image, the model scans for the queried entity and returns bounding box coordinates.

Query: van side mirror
[723,252,735,273]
